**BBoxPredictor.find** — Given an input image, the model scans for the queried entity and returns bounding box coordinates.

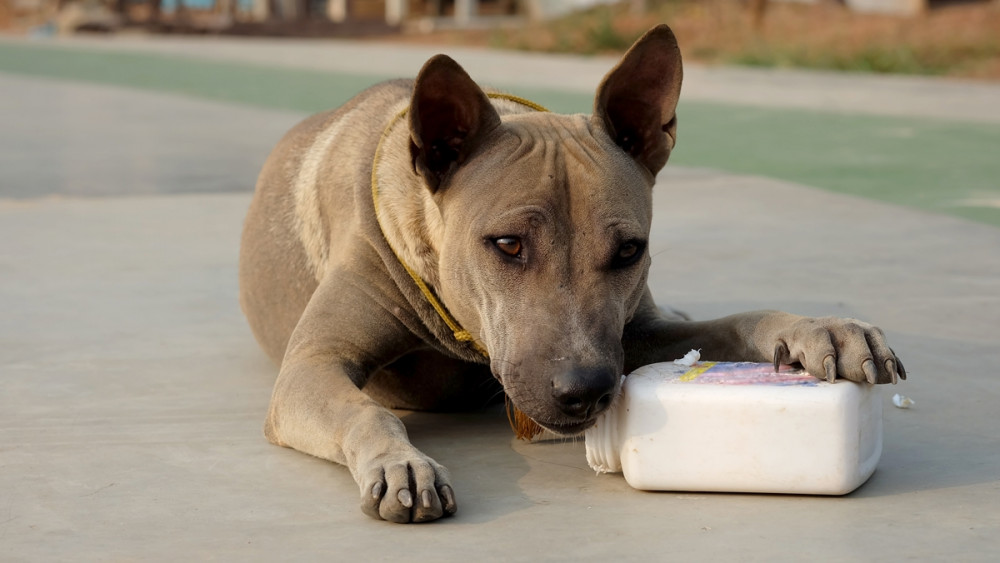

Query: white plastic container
[585,362,882,495]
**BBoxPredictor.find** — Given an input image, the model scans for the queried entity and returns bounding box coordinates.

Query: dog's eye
[494,237,522,257]
[612,240,646,268]
[619,243,639,259]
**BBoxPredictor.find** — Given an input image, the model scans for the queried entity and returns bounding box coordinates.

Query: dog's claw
[371,481,383,500]
[773,341,789,373]
[885,359,898,384]
[823,355,837,383]
[421,489,433,509]
[440,484,457,515]
[862,359,878,385]
[891,348,907,380]
[398,489,413,508]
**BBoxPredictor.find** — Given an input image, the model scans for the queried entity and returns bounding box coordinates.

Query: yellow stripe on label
[680,362,718,382]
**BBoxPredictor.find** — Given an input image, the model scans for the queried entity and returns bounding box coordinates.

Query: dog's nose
[551,367,617,419]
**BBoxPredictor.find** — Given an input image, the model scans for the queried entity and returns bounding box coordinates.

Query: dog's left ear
[593,24,683,177]
[409,55,502,192]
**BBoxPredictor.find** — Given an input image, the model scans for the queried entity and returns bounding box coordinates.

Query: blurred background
[2,0,999,78]
[2,0,998,225]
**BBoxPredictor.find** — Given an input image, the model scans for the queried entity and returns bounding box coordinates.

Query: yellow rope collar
[371,93,548,360]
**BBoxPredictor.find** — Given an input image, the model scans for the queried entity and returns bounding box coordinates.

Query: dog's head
[407,25,682,435]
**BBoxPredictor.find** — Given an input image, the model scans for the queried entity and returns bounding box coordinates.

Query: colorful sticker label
[674,362,819,386]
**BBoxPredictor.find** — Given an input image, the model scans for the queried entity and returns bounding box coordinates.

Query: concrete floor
[1,38,999,561]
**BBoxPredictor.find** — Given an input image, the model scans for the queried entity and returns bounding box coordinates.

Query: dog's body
[239,26,903,523]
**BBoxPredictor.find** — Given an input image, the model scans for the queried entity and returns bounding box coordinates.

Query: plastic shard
[892,393,915,409]
[673,349,701,367]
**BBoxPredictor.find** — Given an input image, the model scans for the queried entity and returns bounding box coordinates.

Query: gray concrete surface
[0,73,301,198]
[2,44,999,561]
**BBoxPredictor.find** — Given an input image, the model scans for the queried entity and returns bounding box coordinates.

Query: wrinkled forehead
[495,113,638,179]
[450,113,654,222]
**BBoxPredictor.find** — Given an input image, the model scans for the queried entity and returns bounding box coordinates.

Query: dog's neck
[371,100,448,292]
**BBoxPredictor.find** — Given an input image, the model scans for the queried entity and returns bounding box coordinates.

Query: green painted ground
[2,42,998,227]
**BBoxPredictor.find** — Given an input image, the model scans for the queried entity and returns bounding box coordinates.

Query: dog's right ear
[409,55,501,192]
[593,25,683,178]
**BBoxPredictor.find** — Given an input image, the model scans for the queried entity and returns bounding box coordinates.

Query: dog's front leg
[264,277,457,523]
[623,290,904,384]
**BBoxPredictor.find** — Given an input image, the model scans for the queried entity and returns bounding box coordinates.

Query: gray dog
[239,25,903,523]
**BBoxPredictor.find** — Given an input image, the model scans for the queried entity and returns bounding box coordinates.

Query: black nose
[551,367,617,419]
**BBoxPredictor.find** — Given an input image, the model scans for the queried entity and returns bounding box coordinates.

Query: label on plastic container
[671,362,819,386]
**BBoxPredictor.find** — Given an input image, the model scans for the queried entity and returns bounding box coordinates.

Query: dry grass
[403,0,1000,79]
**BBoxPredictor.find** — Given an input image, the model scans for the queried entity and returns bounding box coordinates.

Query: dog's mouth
[506,400,597,439]
[536,419,595,436]
[499,367,622,440]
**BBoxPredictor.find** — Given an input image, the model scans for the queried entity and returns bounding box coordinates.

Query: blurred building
[775,0,927,16]
[5,0,606,33]
[6,0,989,36]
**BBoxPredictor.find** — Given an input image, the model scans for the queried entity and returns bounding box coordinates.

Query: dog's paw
[357,449,457,523]
[771,316,905,384]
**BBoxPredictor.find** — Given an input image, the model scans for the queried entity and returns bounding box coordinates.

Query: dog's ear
[593,24,683,177]
[409,55,501,192]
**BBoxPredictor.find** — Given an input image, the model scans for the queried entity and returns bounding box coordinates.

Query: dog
[238,24,904,523]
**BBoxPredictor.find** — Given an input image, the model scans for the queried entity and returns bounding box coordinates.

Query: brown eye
[494,237,522,257]
[611,240,645,269]
[618,243,638,260]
